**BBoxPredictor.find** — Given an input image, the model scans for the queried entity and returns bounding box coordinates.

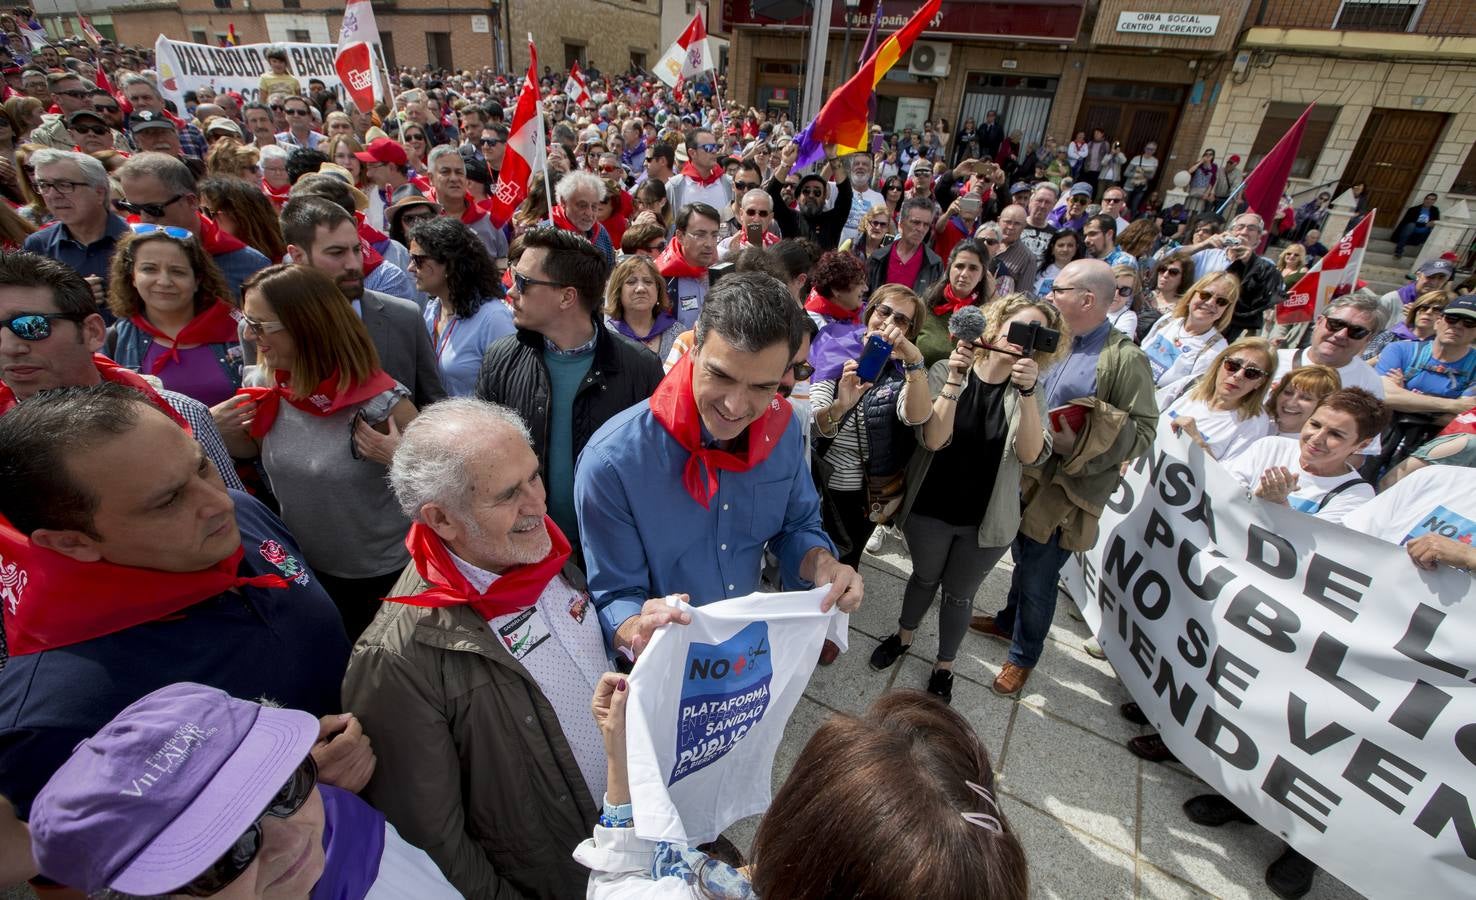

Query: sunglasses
[513,271,567,293]
[241,313,287,337]
[285,107,312,116]
[789,360,815,381]
[131,222,193,240]
[1115,285,1134,297]
[981,237,1000,246]
[71,124,109,136]
[481,138,503,147]
[114,194,187,218]
[873,304,914,330]
[0,311,87,341]
[1198,290,1233,309]
[1160,267,1182,277]
[1221,358,1269,381]
[734,181,759,192]
[1321,316,1372,340]
[1442,313,1476,328]
[696,142,720,153]
[408,252,438,267]
[179,757,318,897]
[744,209,772,218]
[269,104,284,112]
[800,188,824,197]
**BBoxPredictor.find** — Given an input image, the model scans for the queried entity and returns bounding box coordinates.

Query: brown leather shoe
[969,614,1011,642]
[818,639,841,666]
[993,662,1032,696]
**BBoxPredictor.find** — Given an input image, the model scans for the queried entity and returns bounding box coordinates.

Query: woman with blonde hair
[218,264,418,641]
[1268,364,1340,437]
[13,143,51,225]
[872,293,1067,702]
[104,224,241,407]
[604,254,679,358]
[3,97,42,141]
[204,137,261,180]
[1163,336,1277,460]
[0,196,35,250]
[1140,270,1240,404]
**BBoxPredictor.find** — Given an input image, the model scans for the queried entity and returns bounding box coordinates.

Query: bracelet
[940,391,960,402]
[599,794,634,828]
[1018,385,1035,397]
[945,381,964,388]
[902,359,926,373]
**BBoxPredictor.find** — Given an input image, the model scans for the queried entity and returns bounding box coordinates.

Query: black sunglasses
[0,312,87,341]
[789,360,815,381]
[1321,316,1372,340]
[114,194,186,218]
[72,124,108,136]
[513,271,568,293]
[179,757,318,896]
[1221,358,1269,381]
[1442,313,1476,328]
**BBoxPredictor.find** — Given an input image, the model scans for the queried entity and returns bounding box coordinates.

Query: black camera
[1007,321,1060,356]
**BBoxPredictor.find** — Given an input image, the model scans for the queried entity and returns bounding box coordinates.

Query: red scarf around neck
[388,517,571,620]
[0,514,288,656]
[262,178,291,208]
[129,302,240,374]
[0,354,189,430]
[656,237,708,280]
[679,160,723,186]
[805,289,863,324]
[649,354,791,508]
[236,369,397,439]
[550,205,610,247]
[431,188,486,226]
[197,214,248,256]
[933,283,977,317]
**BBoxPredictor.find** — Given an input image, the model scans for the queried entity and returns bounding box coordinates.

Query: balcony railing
[1252,0,1476,37]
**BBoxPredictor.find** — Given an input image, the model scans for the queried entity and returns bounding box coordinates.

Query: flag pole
[532,34,554,226]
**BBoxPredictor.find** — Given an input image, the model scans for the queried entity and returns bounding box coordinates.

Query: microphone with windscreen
[947,305,987,345]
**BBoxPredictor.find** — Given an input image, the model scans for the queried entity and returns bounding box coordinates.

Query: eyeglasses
[743,209,772,218]
[800,187,824,197]
[408,252,439,267]
[0,311,87,341]
[285,107,312,116]
[241,313,288,337]
[872,304,914,330]
[71,124,109,136]
[513,271,568,293]
[1115,285,1134,297]
[645,241,666,253]
[980,237,1000,246]
[734,181,759,192]
[1442,313,1476,329]
[788,360,815,381]
[1321,316,1372,340]
[114,194,187,218]
[1221,358,1269,381]
[93,103,120,114]
[178,757,318,897]
[131,223,194,240]
[1160,267,1182,277]
[1198,290,1233,309]
[34,179,89,195]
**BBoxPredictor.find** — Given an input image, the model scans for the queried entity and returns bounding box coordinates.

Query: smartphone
[348,410,365,460]
[1008,320,1061,356]
[746,222,764,245]
[1222,236,1243,248]
[959,196,982,218]
[856,334,894,383]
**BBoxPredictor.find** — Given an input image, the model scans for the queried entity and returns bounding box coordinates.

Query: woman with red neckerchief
[913,240,995,367]
[217,265,418,642]
[103,224,242,408]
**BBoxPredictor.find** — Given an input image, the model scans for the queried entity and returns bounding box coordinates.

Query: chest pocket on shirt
[747,475,793,543]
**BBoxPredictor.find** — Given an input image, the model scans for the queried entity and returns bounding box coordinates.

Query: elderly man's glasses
[1321,316,1371,340]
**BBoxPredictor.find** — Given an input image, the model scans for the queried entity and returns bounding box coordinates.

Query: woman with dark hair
[604,255,679,358]
[399,123,429,174]
[219,264,417,641]
[198,176,289,263]
[0,108,23,204]
[1033,228,1082,297]
[876,294,1067,701]
[1137,249,1195,342]
[579,679,1029,898]
[407,217,514,397]
[804,250,868,326]
[916,240,993,367]
[770,237,822,303]
[104,224,242,408]
[880,174,905,224]
[810,284,933,567]
[631,178,672,235]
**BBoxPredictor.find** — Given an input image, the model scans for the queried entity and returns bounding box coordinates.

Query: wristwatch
[902,360,926,374]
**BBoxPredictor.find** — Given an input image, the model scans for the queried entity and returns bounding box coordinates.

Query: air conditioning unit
[908,42,951,78]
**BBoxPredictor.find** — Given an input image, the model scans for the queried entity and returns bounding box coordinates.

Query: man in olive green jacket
[343,399,611,899]
[973,259,1158,696]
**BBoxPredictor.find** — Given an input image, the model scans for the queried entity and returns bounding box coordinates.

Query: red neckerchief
[649,354,791,508]
[805,289,862,324]
[197,213,247,255]
[656,237,707,280]
[262,178,291,209]
[1439,406,1476,437]
[429,188,486,227]
[356,215,390,247]
[933,283,976,317]
[0,354,189,431]
[361,239,384,275]
[128,302,240,374]
[550,204,610,248]
[388,518,572,620]
[236,369,397,438]
[679,160,723,186]
[0,512,288,656]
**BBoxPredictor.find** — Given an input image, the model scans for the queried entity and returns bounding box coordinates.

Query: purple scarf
[611,311,677,344]
[310,785,385,900]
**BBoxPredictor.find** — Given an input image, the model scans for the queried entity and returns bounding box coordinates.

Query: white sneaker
[865,527,886,554]
[1083,637,1106,660]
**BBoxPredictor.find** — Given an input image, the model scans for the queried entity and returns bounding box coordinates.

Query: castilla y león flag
[655,11,713,88]
[334,42,376,114]
[565,60,591,107]
[490,36,547,228]
[1275,210,1376,325]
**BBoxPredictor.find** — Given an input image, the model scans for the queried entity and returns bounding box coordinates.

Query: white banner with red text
[153,36,345,111]
[1062,425,1476,898]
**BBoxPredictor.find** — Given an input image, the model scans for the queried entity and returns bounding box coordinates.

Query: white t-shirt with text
[1223,435,1373,524]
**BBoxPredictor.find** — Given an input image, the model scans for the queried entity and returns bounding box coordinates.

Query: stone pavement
[724,539,1368,900]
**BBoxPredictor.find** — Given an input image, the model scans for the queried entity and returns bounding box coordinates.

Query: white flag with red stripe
[655,11,713,87]
[1274,210,1376,325]
[336,0,385,102]
[564,61,591,108]
[490,36,547,229]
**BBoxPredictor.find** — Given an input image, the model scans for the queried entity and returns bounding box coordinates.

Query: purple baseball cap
[29,682,318,894]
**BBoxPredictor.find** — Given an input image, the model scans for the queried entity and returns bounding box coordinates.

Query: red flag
[335,42,376,115]
[1242,103,1313,228]
[490,37,546,229]
[1275,210,1376,325]
[564,60,590,108]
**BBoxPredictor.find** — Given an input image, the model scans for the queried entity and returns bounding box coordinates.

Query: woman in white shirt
[1107,264,1140,338]
[1163,337,1277,460]
[1226,388,1387,524]
[1267,364,1340,437]
[1141,271,1241,407]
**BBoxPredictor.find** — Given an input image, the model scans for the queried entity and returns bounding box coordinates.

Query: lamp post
[839,0,862,85]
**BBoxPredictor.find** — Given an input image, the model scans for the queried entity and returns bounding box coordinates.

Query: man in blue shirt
[575,272,863,659]
[1377,296,1476,416]
[21,149,127,319]
[0,384,366,817]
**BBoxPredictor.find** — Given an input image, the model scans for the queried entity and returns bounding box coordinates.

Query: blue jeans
[1394,222,1432,255]
[994,530,1072,668]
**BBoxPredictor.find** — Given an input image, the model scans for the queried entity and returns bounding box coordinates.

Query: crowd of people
[0,28,1470,900]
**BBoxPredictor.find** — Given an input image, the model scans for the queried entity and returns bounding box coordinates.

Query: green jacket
[1020,326,1159,550]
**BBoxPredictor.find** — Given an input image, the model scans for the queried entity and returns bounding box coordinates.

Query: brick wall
[1253,0,1476,36]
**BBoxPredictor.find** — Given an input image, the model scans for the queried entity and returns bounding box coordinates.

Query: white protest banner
[624,589,846,845]
[1062,424,1476,897]
[153,36,344,112]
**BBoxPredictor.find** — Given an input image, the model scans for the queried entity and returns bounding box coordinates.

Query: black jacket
[1396,203,1440,230]
[1226,253,1286,333]
[767,173,852,251]
[867,241,943,295]
[475,317,664,481]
